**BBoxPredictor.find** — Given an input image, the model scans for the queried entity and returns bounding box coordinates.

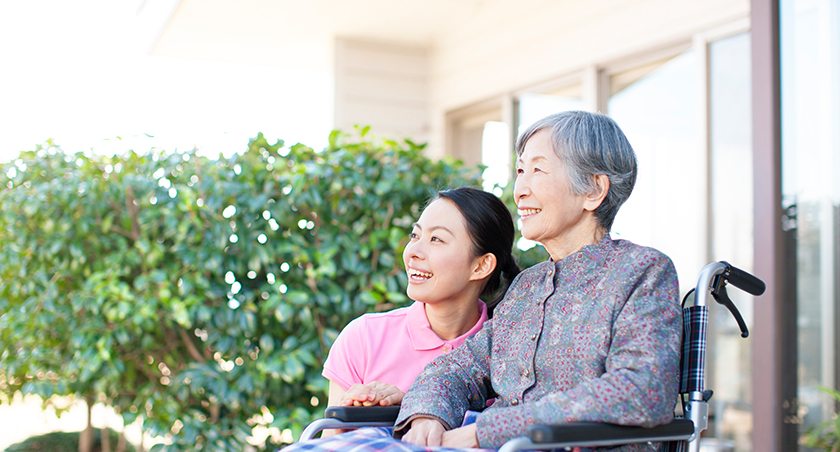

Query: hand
[339,381,405,407]
[441,424,479,448]
[402,417,446,446]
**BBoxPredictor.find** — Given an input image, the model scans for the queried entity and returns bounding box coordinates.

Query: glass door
[781,0,840,449]
[709,31,755,451]
[606,50,704,293]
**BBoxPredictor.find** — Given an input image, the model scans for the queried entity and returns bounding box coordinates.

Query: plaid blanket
[282,427,494,452]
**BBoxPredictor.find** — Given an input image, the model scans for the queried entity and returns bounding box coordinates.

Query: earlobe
[583,174,610,212]
[470,254,497,281]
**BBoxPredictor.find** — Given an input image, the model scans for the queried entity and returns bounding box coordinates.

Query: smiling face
[402,198,489,307]
[514,130,597,259]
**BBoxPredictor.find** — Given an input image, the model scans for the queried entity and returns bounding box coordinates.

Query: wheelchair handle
[721,261,766,296]
[712,283,750,338]
[694,261,765,337]
[694,262,728,308]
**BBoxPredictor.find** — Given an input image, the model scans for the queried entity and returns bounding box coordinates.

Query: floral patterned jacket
[394,235,682,451]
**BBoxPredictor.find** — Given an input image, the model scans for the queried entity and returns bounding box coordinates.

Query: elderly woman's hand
[402,418,447,446]
[339,381,404,407]
[402,418,479,448]
[441,424,479,448]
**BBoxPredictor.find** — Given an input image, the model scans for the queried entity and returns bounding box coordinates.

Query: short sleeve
[322,316,369,391]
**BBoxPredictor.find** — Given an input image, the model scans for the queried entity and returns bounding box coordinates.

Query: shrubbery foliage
[6,429,136,452]
[0,128,545,451]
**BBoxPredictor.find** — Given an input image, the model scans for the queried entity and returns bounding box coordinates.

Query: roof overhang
[150,0,509,71]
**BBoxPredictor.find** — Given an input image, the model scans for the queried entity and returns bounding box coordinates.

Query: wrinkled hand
[339,381,405,407]
[402,418,447,447]
[441,424,479,448]
[403,419,479,448]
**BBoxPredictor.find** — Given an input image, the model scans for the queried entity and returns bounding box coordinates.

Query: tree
[1,128,545,451]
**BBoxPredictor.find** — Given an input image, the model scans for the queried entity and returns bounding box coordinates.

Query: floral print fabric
[394,234,682,451]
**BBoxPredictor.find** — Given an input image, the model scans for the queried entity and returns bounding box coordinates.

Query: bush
[1,128,545,451]
[6,429,136,452]
[799,386,840,451]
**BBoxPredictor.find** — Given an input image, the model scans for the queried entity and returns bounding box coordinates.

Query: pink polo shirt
[322,301,488,393]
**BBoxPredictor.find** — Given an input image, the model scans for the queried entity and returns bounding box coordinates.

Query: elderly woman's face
[514,130,589,250]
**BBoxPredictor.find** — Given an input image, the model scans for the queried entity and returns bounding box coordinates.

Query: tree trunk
[116,430,126,452]
[79,395,94,452]
[102,426,111,452]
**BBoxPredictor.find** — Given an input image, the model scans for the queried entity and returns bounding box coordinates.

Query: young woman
[322,187,520,411]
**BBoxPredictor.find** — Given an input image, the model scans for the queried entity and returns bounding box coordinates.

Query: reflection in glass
[781,0,840,448]
[500,84,584,192]
[482,121,511,192]
[450,107,502,168]
[607,50,703,293]
[517,84,584,135]
[709,31,754,452]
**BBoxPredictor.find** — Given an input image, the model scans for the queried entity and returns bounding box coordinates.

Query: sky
[0,0,334,163]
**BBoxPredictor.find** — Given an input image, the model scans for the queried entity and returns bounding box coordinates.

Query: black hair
[434,187,521,316]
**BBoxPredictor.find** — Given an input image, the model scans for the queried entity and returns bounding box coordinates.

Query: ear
[583,174,610,212]
[469,253,497,282]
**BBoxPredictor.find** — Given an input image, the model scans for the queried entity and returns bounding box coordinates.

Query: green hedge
[0,128,545,451]
[6,429,136,452]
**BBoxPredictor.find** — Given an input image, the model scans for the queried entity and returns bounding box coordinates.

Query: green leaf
[285,291,309,305]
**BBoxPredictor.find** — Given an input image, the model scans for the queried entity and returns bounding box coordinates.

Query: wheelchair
[299,261,765,452]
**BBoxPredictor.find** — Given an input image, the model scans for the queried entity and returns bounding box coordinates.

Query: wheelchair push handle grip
[722,262,766,296]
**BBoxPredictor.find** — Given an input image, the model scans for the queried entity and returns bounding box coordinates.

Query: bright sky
[0,1,333,163]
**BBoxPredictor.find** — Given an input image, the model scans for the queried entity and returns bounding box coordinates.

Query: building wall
[334,38,430,143]
[424,0,750,157]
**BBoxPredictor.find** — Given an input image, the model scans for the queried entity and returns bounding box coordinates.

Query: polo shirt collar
[406,301,488,351]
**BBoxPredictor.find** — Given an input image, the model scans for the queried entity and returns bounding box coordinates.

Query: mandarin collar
[550,233,612,269]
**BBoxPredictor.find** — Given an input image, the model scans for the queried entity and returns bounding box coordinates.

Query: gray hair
[515,111,637,231]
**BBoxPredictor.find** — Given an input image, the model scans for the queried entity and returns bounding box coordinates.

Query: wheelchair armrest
[528,419,695,444]
[299,406,401,441]
[324,405,401,423]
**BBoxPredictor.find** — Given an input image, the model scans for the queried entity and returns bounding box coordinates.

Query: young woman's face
[402,198,484,305]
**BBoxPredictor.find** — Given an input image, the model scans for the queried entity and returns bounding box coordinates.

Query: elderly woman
[394,111,682,451]
[285,111,681,452]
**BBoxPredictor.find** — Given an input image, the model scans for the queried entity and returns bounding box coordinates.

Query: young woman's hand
[339,381,405,406]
